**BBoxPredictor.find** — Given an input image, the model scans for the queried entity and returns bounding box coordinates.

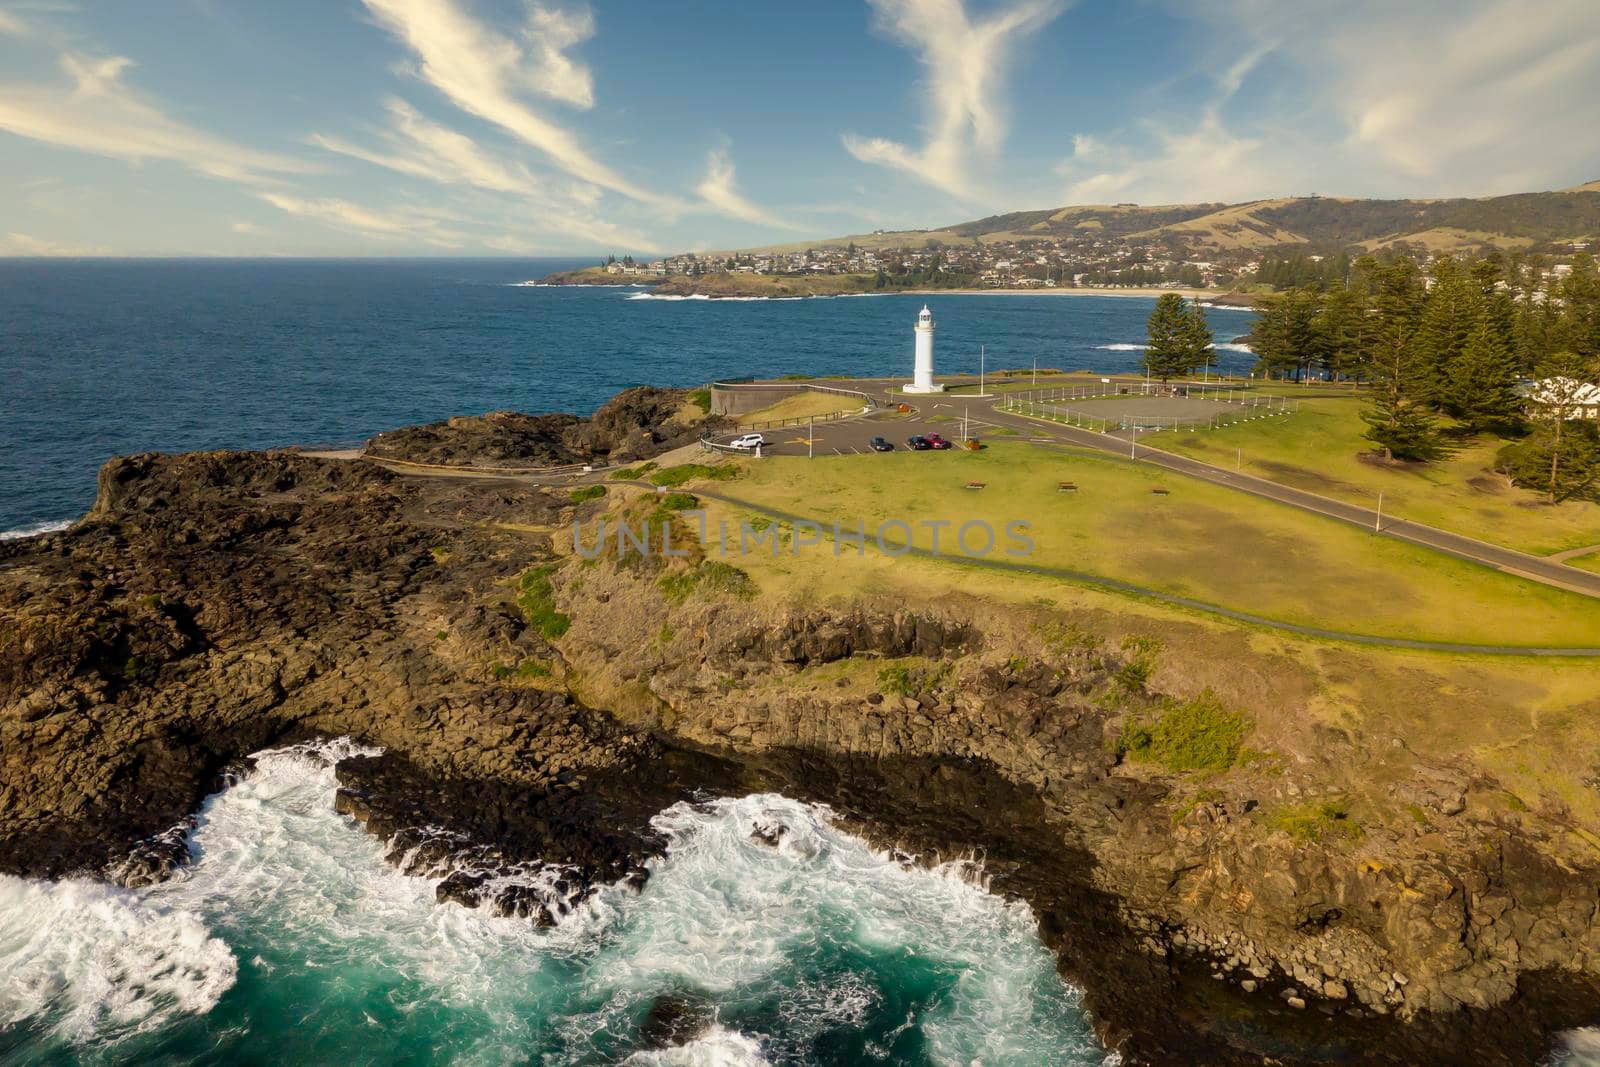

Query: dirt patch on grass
[1252,458,1368,496]
[1466,473,1507,494]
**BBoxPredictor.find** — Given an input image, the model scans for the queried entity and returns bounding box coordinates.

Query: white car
[729,433,766,450]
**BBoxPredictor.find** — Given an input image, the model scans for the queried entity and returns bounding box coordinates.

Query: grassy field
[662,484,1600,837]
[738,391,864,425]
[707,444,1600,647]
[1568,552,1600,575]
[1157,394,1600,555]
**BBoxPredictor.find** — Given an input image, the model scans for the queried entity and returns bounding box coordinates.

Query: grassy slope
[738,391,864,425]
[634,477,1600,840]
[1159,394,1600,556]
[719,445,1600,647]
[1568,552,1600,575]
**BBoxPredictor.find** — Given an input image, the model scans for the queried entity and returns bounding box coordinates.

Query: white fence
[1000,390,1300,433]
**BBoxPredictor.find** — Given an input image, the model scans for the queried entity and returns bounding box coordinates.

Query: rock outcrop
[4,431,1599,1065]
[363,387,726,468]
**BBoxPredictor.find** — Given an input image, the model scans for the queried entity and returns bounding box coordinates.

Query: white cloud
[258,191,466,246]
[311,97,659,251]
[230,220,268,235]
[0,9,27,35]
[844,0,1065,200]
[695,146,798,230]
[360,0,667,205]
[0,51,315,184]
[0,230,112,255]
[1057,111,1265,205]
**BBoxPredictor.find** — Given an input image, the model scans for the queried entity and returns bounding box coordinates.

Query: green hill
[733,185,1600,256]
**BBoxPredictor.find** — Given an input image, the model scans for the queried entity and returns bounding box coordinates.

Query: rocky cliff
[2,444,1598,1064]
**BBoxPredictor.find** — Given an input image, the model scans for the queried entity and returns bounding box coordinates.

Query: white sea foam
[0,875,237,1044]
[0,518,72,541]
[625,292,804,302]
[0,746,1102,1063]
[621,1024,770,1065]
[1095,343,1148,351]
[1558,1027,1600,1065]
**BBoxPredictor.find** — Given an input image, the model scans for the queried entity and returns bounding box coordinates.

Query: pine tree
[1361,259,1451,462]
[1526,351,1600,502]
[1143,293,1194,382]
[1183,297,1215,375]
[1445,319,1523,432]
[1414,257,1475,406]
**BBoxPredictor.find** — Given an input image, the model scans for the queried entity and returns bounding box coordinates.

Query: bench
[1152,487,1170,496]
[965,482,986,490]
[1058,481,1077,492]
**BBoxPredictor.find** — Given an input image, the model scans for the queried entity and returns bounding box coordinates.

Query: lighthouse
[902,304,944,394]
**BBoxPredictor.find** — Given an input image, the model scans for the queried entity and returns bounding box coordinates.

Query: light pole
[1032,355,1037,387]
[1130,425,1137,460]
[979,344,986,396]
[808,415,814,460]
[1375,492,1383,532]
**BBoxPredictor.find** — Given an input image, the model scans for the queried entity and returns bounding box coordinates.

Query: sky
[1,0,1598,257]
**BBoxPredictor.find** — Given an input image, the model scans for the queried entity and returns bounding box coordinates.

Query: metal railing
[1000,391,1300,433]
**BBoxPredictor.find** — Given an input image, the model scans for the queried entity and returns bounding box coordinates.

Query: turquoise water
[0,741,1108,1065]
[0,258,1257,533]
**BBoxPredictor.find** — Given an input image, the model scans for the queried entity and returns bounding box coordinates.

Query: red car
[923,433,953,450]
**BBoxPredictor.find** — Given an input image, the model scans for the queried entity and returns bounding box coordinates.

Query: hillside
[736,186,1600,256]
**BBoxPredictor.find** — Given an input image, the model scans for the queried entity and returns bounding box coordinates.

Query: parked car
[906,435,932,450]
[924,433,953,450]
[869,436,894,452]
[729,433,766,450]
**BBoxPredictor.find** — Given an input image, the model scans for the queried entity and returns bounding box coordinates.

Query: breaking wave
[0,742,1104,1064]
[0,518,72,541]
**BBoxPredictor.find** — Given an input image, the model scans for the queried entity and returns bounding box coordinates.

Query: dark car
[906,435,932,450]
[924,433,953,450]
[869,436,894,452]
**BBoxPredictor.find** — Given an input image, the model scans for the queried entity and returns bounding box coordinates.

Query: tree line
[1249,253,1600,500]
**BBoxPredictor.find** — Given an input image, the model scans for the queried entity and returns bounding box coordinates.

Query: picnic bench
[1152,487,1170,496]
[965,481,986,490]
[1058,481,1077,492]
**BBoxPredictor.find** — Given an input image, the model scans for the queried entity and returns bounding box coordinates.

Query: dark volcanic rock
[363,387,729,468]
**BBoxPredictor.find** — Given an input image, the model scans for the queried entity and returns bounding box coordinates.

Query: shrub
[515,564,571,639]
[429,546,452,563]
[1268,801,1362,844]
[659,560,756,604]
[688,387,711,414]
[657,492,698,511]
[569,484,606,504]
[649,463,738,488]
[516,659,552,679]
[1120,689,1247,771]
[878,665,916,696]
[610,462,658,481]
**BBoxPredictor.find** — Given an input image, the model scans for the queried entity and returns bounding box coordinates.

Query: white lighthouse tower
[902,304,944,394]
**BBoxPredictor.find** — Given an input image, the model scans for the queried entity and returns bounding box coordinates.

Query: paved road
[717,377,1600,601]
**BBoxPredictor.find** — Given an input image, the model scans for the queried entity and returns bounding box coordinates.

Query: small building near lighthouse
[902,304,944,394]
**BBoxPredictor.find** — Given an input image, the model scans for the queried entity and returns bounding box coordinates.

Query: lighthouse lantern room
[901,304,945,394]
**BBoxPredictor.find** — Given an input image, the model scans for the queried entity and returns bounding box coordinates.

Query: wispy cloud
[311,97,659,251]
[360,0,668,205]
[0,9,27,35]
[230,220,269,235]
[0,51,315,183]
[695,146,798,230]
[843,0,1065,201]
[0,230,113,256]
[258,191,466,246]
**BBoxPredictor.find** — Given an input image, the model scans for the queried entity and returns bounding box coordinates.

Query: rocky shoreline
[3,411,1598,1063]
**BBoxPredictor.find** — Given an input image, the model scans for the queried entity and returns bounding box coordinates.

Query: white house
[1527,377,1600,419]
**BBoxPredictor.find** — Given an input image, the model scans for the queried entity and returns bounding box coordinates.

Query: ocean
[0,258,1259,535]
[0,259,1260,1064]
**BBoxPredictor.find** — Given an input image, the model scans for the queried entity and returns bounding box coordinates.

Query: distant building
[1528,377,1600,419]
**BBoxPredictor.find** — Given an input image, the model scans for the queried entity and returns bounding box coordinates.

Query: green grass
[1267,800,1363,844]
[688,387,711,414]
[649,462,739,488]
[1566,552,1600,576]
[1160,395,1600,555]
[569,484,606,504]
[1120,689,1248,771]
[514,564,571,639]
[725,445,1600,647]
[610,461,658,480]
[658,560,757,604]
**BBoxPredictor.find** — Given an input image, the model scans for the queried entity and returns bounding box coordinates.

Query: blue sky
[2,0,1597,256]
